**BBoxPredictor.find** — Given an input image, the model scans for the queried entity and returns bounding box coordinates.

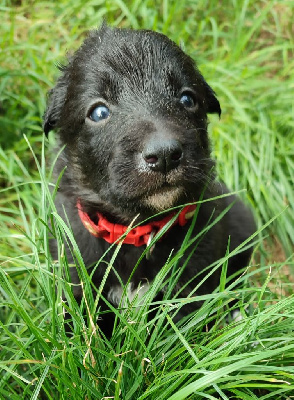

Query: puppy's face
[44,24,220,220]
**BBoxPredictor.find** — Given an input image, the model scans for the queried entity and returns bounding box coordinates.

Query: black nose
[142,137,183,173]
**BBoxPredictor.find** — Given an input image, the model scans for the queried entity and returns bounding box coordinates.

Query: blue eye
[180,92,197,109]
[89,104,110,122]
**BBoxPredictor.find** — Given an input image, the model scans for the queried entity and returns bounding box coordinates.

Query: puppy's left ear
[43,89,57,136]
[204,82,221,116]
[43,69,68,136]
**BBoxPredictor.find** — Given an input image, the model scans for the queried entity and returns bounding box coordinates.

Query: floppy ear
[43,68,68,136]
[204,81,221,116]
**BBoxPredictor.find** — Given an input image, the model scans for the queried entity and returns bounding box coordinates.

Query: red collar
[77,200,196,247]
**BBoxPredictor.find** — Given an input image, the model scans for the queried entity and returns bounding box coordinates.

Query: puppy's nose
[142,137,183,173]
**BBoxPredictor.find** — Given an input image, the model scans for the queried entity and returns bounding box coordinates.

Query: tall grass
[1,0,294,398]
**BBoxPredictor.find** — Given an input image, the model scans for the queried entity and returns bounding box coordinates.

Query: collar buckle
[146,229,156,260]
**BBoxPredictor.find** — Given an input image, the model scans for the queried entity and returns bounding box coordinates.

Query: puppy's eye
[88,104,110,122]
[180,92,197,109]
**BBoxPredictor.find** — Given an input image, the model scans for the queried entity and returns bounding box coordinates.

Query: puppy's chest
[105,246,167,306]
[112,244,170,277]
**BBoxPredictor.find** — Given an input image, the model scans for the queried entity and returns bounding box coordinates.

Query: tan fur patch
[143,187,183,211]
[107,282,150,307]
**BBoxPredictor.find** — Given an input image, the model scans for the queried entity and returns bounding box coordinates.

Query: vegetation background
[0,0,293,399]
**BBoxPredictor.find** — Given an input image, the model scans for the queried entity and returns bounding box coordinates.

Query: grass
[0,0,294,398]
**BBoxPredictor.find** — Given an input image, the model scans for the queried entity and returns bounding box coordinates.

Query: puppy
[44,23,255,333]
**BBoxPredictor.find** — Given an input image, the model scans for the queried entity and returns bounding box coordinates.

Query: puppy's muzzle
[142,136,183,173]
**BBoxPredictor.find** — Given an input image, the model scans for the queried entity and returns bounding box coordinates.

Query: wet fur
[44,24,255,334]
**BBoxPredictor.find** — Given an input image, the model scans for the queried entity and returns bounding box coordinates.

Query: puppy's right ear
[202,81,221,117]
[43,70,68,136]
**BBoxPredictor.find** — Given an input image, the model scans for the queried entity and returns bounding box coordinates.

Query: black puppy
[44,23,255,332]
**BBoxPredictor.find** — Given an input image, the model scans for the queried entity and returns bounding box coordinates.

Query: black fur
[44,24,255,333]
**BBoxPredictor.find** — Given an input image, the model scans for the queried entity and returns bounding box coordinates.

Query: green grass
[0,0,294,398]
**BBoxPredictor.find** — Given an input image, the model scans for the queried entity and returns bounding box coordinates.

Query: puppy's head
[44,23,221,221]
